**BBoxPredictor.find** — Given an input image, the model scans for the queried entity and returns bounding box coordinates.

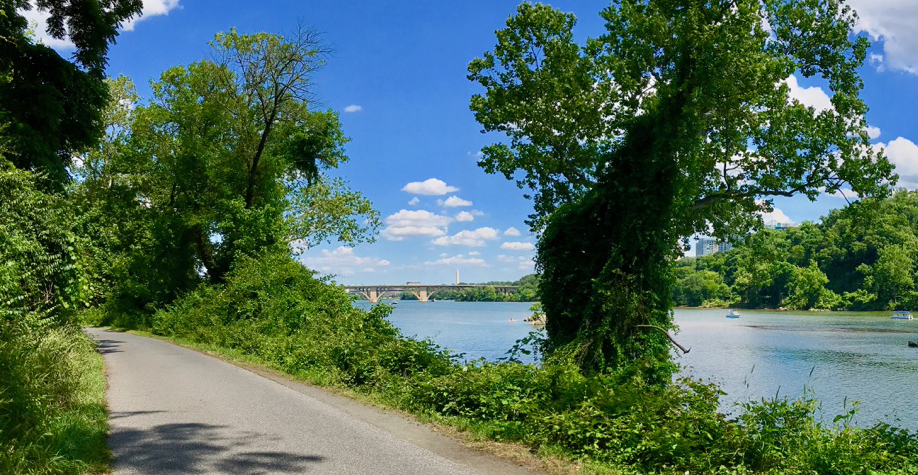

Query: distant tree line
[398,274,539,302]
[674,190,918,311]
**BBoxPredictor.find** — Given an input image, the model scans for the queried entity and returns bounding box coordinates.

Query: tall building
[695,238,717,256]
[695,237,733,257]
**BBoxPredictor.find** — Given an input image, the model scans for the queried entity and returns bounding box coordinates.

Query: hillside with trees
[674,190,918,311]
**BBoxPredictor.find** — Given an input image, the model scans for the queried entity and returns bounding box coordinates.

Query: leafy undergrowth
[0,325,109,474]
[103,252,918,474]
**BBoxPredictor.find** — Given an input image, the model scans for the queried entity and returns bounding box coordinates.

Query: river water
[356,300,918,430]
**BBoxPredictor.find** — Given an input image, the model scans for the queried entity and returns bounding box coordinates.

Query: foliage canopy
[74,29,380,316]
[470,1,894,375]
[0,0,142,182]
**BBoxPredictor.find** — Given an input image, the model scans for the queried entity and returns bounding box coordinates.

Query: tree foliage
[0,0,142,182]
[73,30,380,318]
[676,190,918,311]
[470,1,894,376]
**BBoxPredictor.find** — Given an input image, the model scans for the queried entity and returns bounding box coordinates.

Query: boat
[726,309,741,318]
[908,341,918,348]
[891,310,914,320]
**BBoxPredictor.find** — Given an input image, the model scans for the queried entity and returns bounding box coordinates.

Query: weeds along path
[87,328,537,475]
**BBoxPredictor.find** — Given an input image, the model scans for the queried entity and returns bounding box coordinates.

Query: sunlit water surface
[355,300,918,430]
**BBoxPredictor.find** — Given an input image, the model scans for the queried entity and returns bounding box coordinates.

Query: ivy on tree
[469,1,894,377]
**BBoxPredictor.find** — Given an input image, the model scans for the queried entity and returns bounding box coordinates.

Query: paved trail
[87,328,538,475]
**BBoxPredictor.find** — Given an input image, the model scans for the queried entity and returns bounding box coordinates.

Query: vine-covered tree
[469,1,894,377]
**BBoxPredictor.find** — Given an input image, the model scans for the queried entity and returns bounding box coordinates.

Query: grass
[0,328,110,475]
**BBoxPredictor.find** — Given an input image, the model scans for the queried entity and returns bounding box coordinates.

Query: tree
[74,30,380,313]
[470,1,893,376]
[784,262,837,310]
[0,0,142,182]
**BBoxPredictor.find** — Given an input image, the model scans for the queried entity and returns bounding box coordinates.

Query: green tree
[0,0,142,182]
[784,262,837,310]
[75,31,380,316]
[869,244,914,308]
[470,1,893,376]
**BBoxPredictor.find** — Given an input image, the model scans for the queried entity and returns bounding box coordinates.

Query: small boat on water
[726,309,741,318]
[891,310,914,320]
[908,341,918,348]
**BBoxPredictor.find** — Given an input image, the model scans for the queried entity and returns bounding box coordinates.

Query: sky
[26,0,918,284]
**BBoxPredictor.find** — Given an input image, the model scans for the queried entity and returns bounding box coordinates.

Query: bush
[0,166,108,473]
[152,252,456,389]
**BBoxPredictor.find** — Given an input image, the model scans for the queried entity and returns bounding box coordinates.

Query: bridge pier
[417,289,429,302]
[367,289,379,303]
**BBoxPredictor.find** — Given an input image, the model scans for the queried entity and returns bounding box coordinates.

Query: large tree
[470,1,894,376]
[75,30,379,312]
[0,0,142,182]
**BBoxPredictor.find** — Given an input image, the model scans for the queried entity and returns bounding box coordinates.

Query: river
[355,300,918,430]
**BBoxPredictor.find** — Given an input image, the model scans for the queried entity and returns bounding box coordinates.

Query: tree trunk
[536,107,688,381]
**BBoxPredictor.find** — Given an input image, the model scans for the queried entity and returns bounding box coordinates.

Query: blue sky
[29,0,918,284]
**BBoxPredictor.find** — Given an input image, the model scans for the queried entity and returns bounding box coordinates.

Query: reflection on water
[677,309,918,429]
[356,301,918,430]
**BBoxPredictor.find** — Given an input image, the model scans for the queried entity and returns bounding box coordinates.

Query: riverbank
[90,257,918,474]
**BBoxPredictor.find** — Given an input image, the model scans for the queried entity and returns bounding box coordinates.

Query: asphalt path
[86,328,540,475]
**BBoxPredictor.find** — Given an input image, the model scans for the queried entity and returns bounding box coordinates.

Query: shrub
[1,166,107,473]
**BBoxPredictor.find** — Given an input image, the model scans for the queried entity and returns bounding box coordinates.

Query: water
[677,308,918,429]
[356,300,918,430]
[356,300,539,361]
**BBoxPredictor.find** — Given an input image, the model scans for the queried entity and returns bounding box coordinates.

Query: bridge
[344,283,518,302]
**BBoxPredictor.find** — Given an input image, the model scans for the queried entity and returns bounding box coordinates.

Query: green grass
[0,328,110,474]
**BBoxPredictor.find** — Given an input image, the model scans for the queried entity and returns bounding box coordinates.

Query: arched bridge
[344,283,517,302]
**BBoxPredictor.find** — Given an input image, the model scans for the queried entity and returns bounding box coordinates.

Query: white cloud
[424,253,486,266]
[497,254,535,272]
[22,0,181,48]
[877,136,918,188]
[437,195,473,207]
[503,227,521,236]
[867,126,882,140]
[301,246,389,276]
[344,104,363,113]
[501,241,535,251]
[455,211,474,222]
[782,75,833,112]
[468,251,481,256]
[432,227,499,247]
[825,188,858,200]
[380,209,451,241]
[402,178,459,195]
[869,53,886,72]
[761,207,794,226]
[408,197,419,206]
[850,1,918,74]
